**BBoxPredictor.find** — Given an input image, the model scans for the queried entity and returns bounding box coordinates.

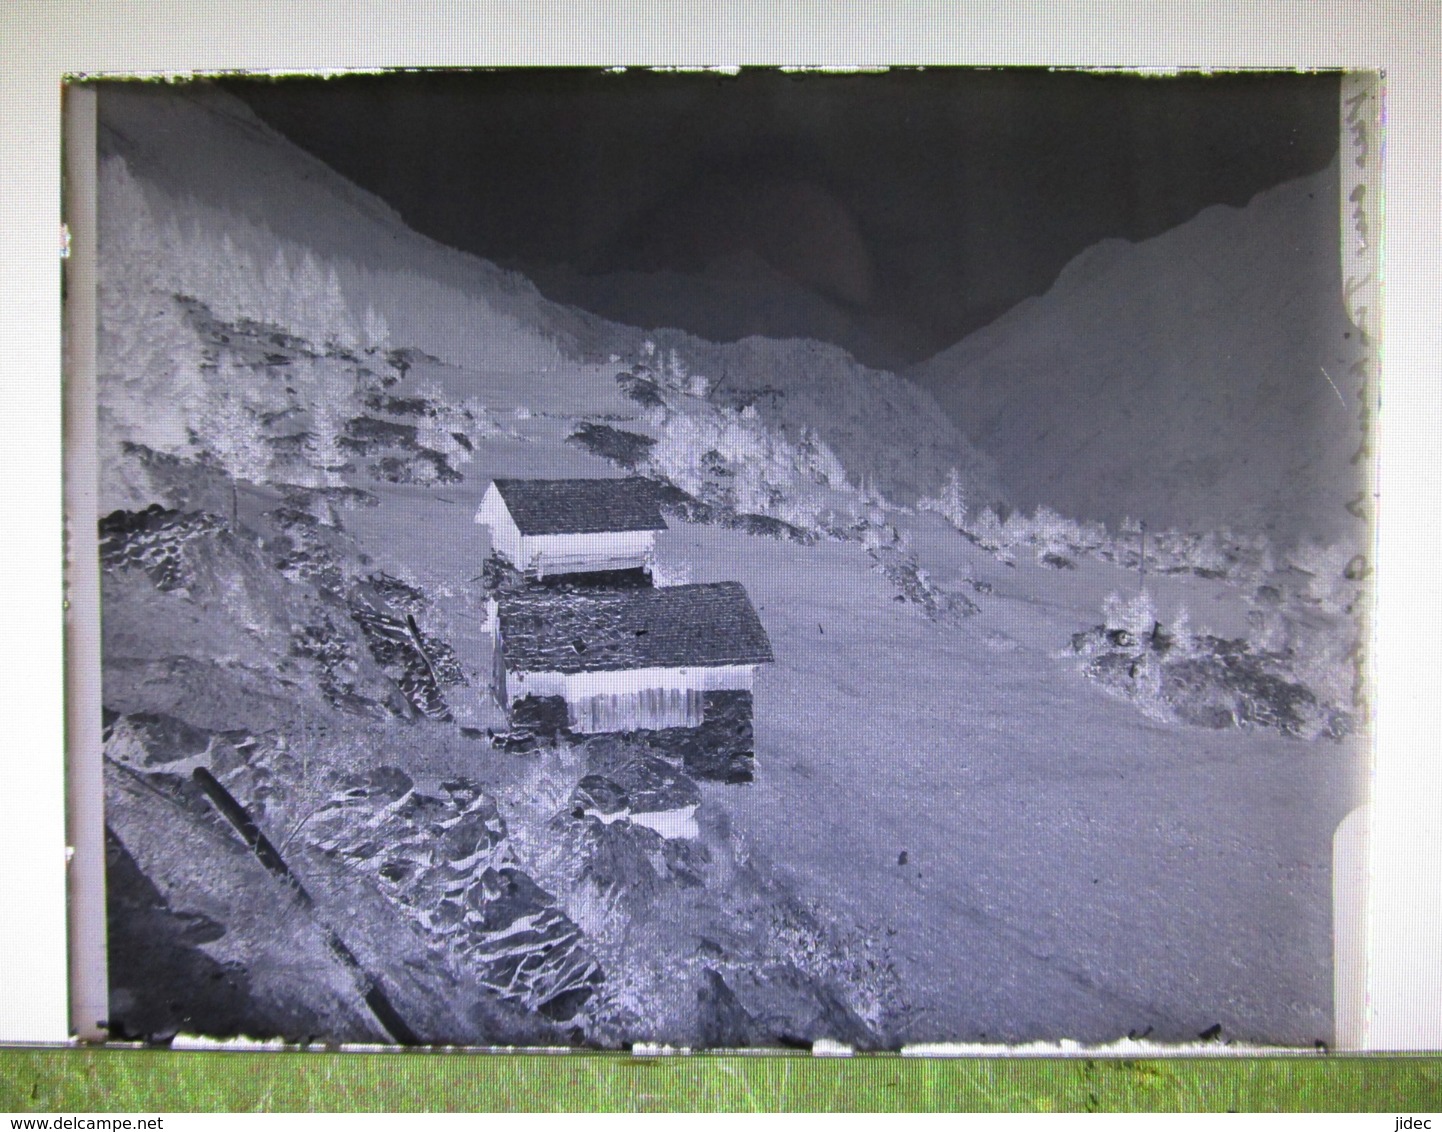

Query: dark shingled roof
[491,477,668,536]
[498,582,774,674]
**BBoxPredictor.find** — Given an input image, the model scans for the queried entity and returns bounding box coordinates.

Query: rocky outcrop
[347,597,465,722]
[695,968,764,1048]
[99,505,228,592]
[721,963,881,1050]
[570,751,702,823]
[105,710,214,766]
[1072,624,1350,739]
[566,422,656,470]
[306,768,603,1020]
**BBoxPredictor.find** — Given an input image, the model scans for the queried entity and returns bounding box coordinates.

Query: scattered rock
[384,347,440,382]
[362,393,434,417]
[868,546,978,624]
[348,598,463,721]
[494,730,542,754]
[367,571,427,613]
[722,512,817,545]
[282,485,379,512]
[1074,624,1348,739]
[290,613,390,717]
[268,508,345,593]
[566,422,656,470]
[339,416,418,455]
[371,450,463,485]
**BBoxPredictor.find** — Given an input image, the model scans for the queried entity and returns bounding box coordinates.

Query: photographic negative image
[78,70,1374,1049]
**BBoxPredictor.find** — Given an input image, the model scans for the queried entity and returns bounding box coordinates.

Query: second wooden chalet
[492,581,774,782]
[475,477,667,580]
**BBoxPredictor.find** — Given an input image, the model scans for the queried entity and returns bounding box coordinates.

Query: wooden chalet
[475,477,667,579]
[491,582,773,779]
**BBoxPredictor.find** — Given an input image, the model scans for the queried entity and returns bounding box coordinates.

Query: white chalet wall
[520,530,655,576]
[474,484,657,575]
[563,664,754,698]
[475,485,522,564]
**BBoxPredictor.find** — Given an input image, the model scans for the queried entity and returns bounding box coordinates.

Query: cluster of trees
[97,157,374,501]
[100,155,389,357]
[647,393,850,531]
[97,155,562,508]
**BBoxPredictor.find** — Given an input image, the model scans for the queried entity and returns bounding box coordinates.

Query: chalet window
[569,687,704,734]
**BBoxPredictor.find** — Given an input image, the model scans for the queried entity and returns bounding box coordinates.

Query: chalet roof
[498,581,774,674]
[489,478,668,536]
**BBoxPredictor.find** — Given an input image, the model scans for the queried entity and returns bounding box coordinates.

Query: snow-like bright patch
[582,804,701,841]
[630,805,701,841]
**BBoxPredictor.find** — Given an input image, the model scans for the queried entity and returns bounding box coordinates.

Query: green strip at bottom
[3,1049,1441,1112]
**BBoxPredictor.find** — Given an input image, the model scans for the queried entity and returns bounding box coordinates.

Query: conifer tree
[201,362,271,527]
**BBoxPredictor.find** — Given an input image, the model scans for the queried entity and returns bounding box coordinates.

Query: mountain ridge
[908,163,1366,547]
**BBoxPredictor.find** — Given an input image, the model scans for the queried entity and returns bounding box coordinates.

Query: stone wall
[510,689,757,783]
[577,690,756,784]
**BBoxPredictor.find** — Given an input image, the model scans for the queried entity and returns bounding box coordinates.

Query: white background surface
[0,0,1436,1049]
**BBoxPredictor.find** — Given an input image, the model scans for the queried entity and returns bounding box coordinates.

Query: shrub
[645,400,847,535]
[917,467,968,530]
[1102,590,1159,641]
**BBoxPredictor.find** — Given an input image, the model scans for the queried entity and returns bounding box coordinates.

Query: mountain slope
[908,164,1365,546]
[99,83,620,361]
[98,82,994,511]
[89,82,1360,1048]
[525,252,925,372]
[648,330,999,507]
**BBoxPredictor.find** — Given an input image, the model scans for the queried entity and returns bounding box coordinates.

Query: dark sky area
[224,68,1341,368]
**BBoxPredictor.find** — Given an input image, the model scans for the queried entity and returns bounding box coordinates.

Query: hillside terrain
[909,164,1367,548]
[91,82,1365,1048]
